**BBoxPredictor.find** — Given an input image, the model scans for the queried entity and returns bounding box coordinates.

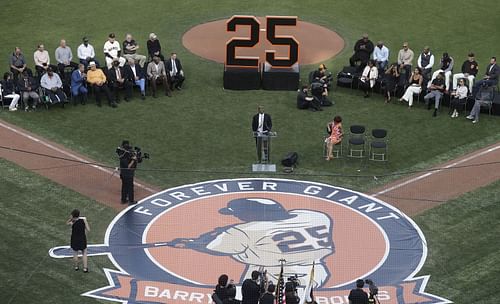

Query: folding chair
[347,125,366,158]
[369,129,388,161]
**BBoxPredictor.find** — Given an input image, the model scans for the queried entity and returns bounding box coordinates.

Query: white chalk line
[373,142,500,196]
[0,121,156,194]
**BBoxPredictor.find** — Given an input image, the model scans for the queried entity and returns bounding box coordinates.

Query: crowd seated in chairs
[2,33,187,112]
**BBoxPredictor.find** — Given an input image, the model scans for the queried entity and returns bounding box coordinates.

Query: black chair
[369,129,388,162]
[347,125,366,158]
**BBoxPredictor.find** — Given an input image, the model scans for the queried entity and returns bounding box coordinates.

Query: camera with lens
[285,275,300,292]
[116,145,150,163]
[364,279,379,302]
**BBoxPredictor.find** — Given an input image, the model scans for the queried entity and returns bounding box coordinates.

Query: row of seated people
[1,55,185,111]
[347,34,499,98]
[9,32,173,80]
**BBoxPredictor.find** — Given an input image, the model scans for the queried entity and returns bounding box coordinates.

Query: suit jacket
[252,113,272,132]
[485,63,500,81]
[166,58,183,76]
[147,61,167,78]
[107,66,127,84]
[123,64,145,81]
[71,69,86,90]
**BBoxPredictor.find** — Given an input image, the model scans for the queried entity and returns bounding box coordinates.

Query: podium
[252,131,277,172]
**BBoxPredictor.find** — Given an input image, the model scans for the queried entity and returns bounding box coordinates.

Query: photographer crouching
[116,140,149,205]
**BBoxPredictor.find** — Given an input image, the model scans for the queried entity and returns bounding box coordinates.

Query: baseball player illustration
[166,198,334,286]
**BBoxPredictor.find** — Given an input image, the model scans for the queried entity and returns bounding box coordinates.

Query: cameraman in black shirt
[118,140,137,204]
[348,279,369,304]
[241,271,263,304]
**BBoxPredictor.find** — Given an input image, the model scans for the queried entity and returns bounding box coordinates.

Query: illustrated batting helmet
[219,198,294,221]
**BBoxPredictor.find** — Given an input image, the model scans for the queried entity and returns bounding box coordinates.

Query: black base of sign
[262,63,300,91]
[223,66,261,90]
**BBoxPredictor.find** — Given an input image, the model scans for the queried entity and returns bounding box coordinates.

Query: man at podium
[251,105,273,163]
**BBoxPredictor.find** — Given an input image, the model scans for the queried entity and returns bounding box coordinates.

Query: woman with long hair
[399,67,423,107]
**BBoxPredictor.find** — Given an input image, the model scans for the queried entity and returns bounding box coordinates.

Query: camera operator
[312,64,333,89]
[241,270,264,304]
[118,140,137,205]
[284,276,300,304]
[260,283,275,304]
[311,76,333,107]
[297,85,321,111]
[348,279,369,304]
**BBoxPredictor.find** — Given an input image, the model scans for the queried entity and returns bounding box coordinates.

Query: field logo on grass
[49,179,450,304]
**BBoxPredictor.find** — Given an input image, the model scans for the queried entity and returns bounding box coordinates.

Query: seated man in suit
[124,58,146,100]
[86,61,116,108]
[166,52,185,90]
[296,85,321,111]
[472,57,499,97]
[108,58,132,102]
[147,56,172,97]
[40,67,67,104]
[18,70,40,111]
[71,64,88,105]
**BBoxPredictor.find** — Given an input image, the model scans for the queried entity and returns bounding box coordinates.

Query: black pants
[92,84,113,105]
[121,175,134,203]
[111,81,132,101]
[170,74,185,89]
[45,88,66,103]
[57,62,78,75]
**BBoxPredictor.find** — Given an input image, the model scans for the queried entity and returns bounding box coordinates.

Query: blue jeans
[134,78,146,93]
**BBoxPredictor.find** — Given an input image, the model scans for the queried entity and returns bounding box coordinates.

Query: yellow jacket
[87,68,107,84]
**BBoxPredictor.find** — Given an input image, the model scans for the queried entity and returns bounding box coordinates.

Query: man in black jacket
[349,33,374,70]
[241,271,263,304]
[108,58,132,102]
[166,53,185,90]
[118,140,137,205]
[252,105,272,163]
[124,58,146,100]
[472,56,499,97]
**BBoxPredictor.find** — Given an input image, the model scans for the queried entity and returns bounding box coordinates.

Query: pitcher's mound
[182,17,344,65]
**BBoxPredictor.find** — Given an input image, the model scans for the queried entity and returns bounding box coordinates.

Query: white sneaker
[9,107,17,112]
[472,120,478,124]
[466,115,474,120]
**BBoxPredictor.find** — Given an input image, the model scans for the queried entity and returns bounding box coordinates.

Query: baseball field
[1,1,500,303]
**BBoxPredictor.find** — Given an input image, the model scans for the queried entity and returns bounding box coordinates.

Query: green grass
[1,0,500,193]
[1,1,500,303]
[0,159,116,304]
[415,180,500,303]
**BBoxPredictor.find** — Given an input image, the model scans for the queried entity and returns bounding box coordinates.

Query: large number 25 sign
[226,16,299,68]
